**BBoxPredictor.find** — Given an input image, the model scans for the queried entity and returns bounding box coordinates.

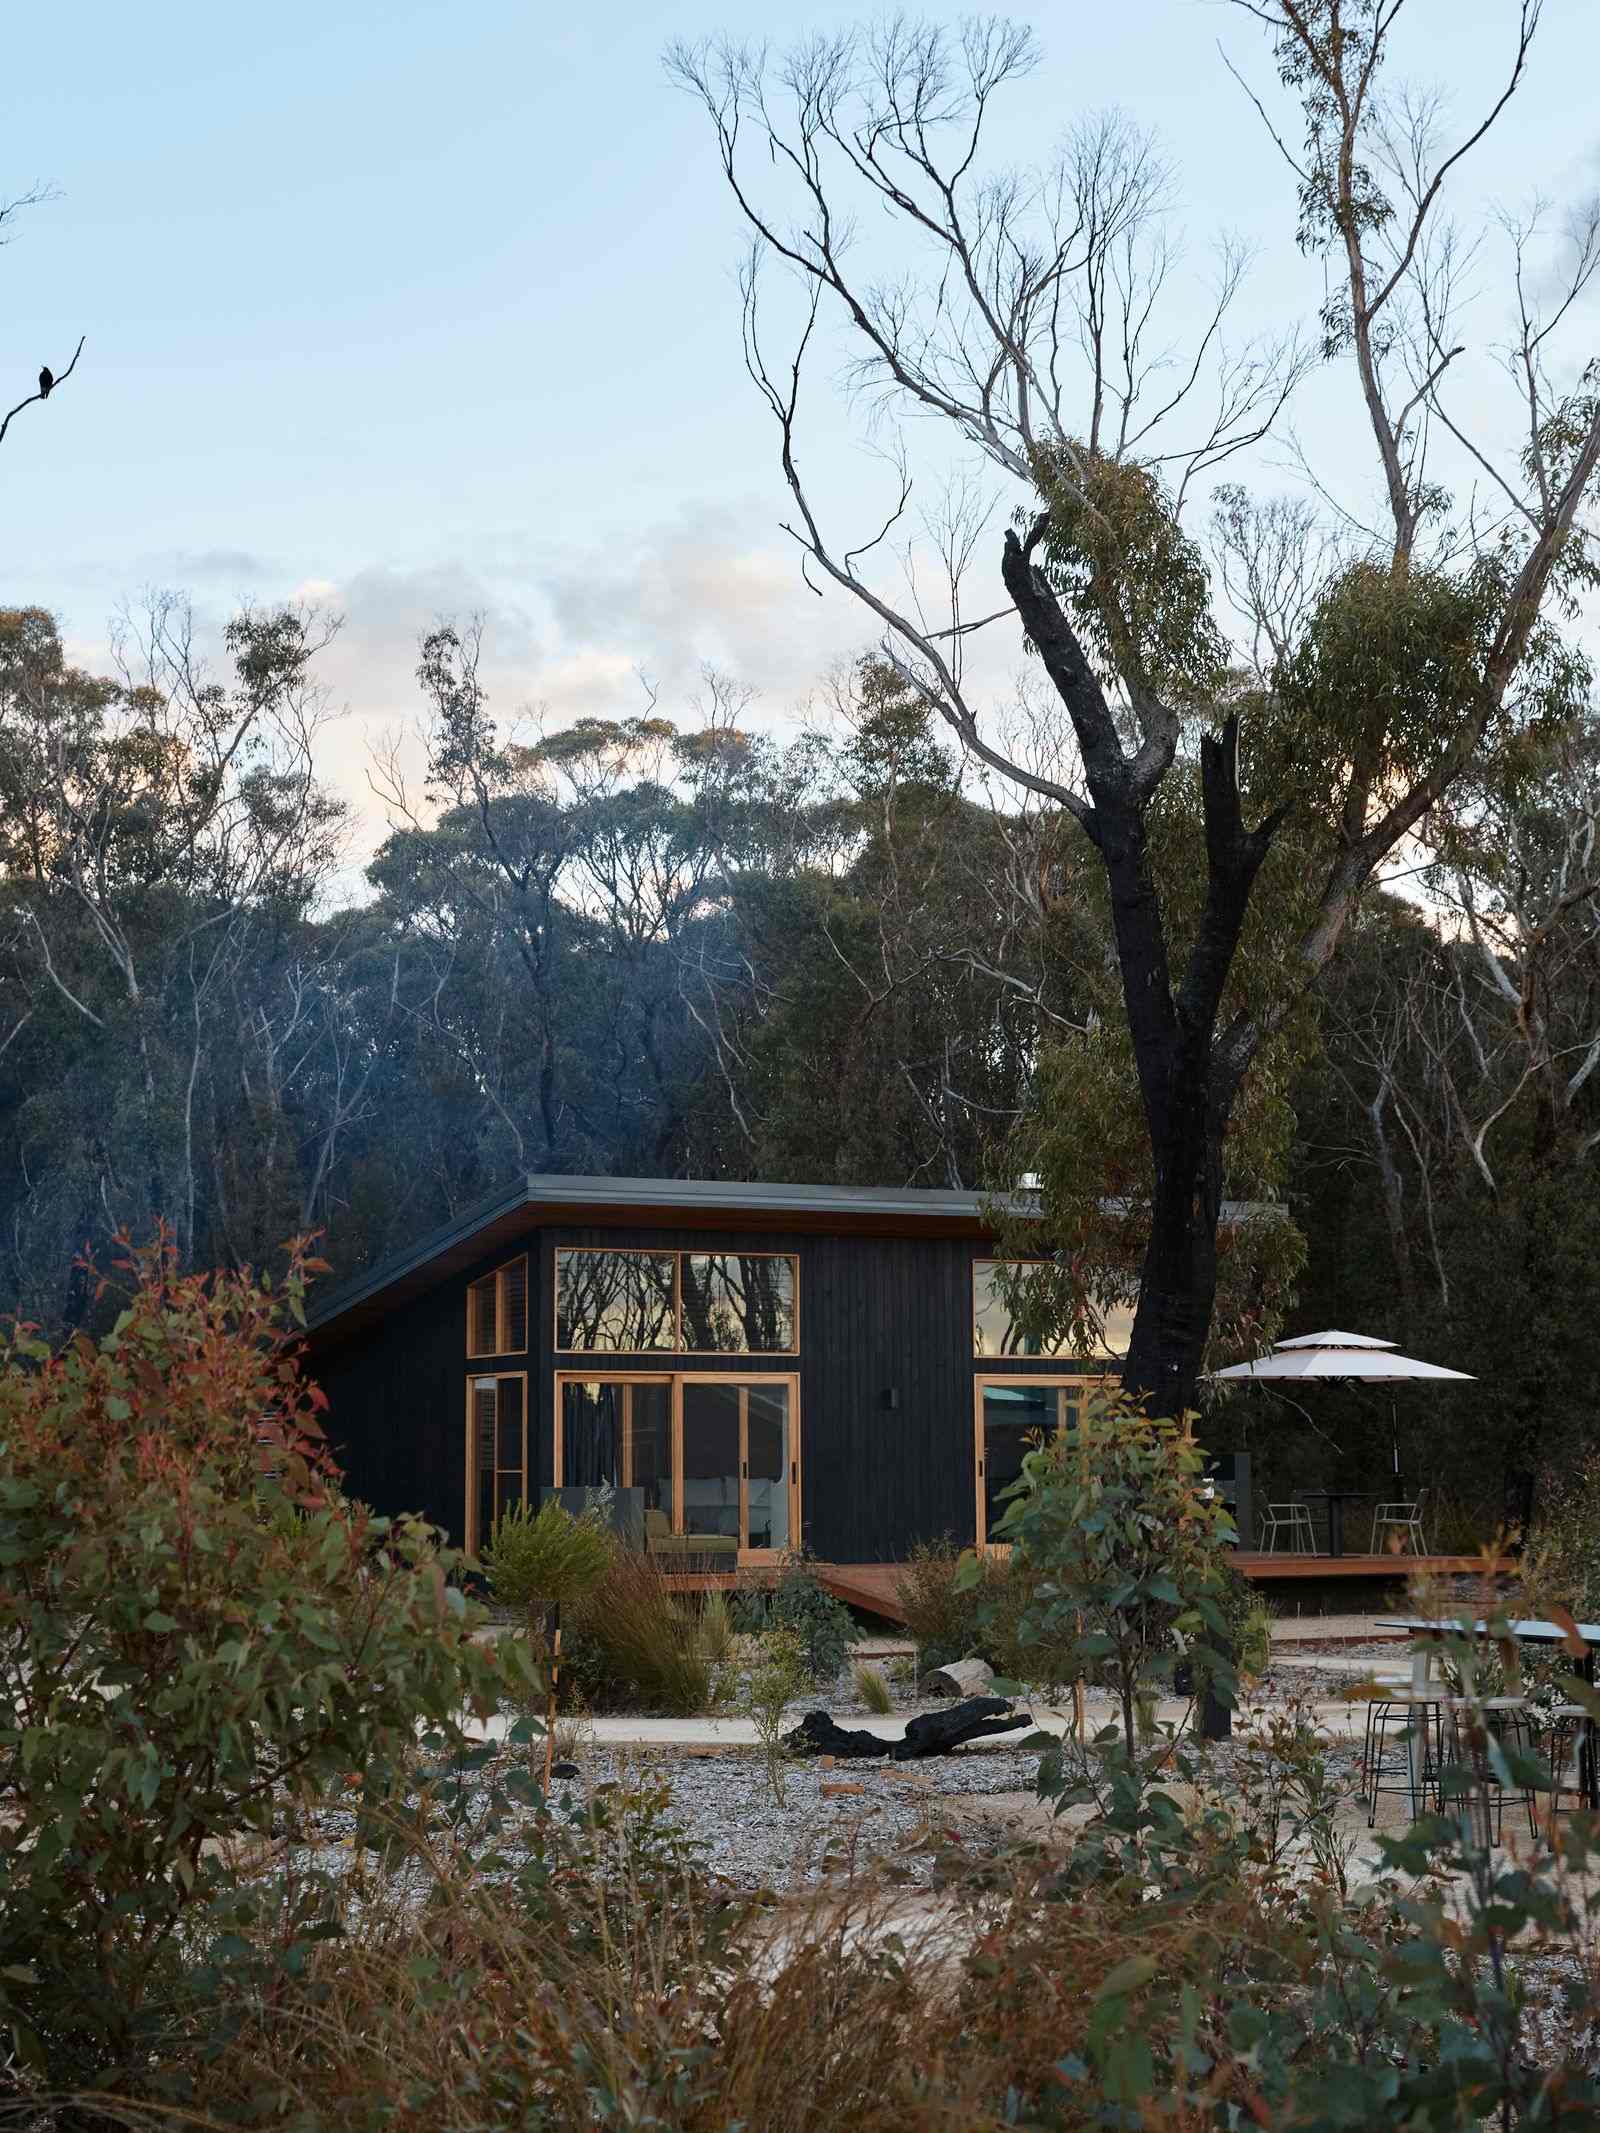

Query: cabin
[304,1172,1243,1592]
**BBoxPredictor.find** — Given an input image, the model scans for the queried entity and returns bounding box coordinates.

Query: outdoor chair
[1370,1495,1429,1555]
[1523,1704,1594,1835]
[1260,1501,1316,1554]
[1361,1680,1446,1827]
[1438,1697,1533,1847]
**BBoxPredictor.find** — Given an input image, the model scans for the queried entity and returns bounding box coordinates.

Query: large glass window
[559,1379,671,1515]
[553,1373,797,1561]
[680,1253,796,1353]
[554,1248,798,1354]
[556,1250,676,1352]
[974,1260,1133,1360]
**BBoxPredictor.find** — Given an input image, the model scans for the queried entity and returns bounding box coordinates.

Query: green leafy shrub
[742,1627,808,1806]
[480,1495,613,1627]
[1214,1559,1274,1681]
[0,1233,528,2097]
[732,1554,855,1683]
[897,1539,1076,1689]
[986,1391,1237,1754]
[564,1545,712,1715]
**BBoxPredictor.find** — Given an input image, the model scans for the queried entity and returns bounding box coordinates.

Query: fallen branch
[784,1695,1033,1762]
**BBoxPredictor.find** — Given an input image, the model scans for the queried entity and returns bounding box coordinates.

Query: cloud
[293,517,884,874]
[45,506,1032,898]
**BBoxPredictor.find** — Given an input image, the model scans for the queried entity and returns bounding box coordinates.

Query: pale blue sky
[5,0,1598,860]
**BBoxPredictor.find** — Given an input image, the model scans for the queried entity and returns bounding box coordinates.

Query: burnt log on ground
[783,1696,1033,1762]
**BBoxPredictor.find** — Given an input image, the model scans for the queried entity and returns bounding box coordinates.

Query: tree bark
[999,533,1286,1417]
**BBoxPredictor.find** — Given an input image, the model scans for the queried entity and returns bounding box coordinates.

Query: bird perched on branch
[37,366,53,398]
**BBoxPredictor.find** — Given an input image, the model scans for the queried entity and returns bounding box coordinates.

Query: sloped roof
[304,1172,1025,1347]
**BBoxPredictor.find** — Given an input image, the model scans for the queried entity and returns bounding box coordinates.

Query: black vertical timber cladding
[310,1215,1112,1562]
[308,1269,470,1535]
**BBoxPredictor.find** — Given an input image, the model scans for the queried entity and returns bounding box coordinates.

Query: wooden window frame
[972,1372,1108,1550]
[465,1254,530,1359]
[552,1246,800,1359]
[463,1369,529,1554]
[553,1368,802,1565]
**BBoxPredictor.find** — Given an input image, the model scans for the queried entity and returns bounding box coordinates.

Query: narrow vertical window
[466,1257,530,1357]
[470,1372,527,1551]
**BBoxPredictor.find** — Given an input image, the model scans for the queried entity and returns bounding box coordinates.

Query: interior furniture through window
[555,1371,798,1562]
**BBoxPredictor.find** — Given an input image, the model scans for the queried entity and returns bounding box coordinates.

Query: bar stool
[1524,1704,1594,1835]
[1261,1502,1317,1554]
[1362,1681,1446,1827]
[1437,1697,1532,1846]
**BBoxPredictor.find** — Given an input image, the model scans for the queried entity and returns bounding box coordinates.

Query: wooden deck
[664,1554,1511,1629]
[810,1555,1513,1626]
[1233,1552,1510,1582]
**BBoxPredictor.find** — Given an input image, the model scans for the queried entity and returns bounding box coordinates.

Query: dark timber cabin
[304,1173,1227,1606]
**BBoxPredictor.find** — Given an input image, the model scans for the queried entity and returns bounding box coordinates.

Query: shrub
[742,1627,808,1806]
[732,1553,855,1684]
[1214,1559,1274,1681]
[480,1494,613,1628]
[564,1546,712,1715]
[0,1233,528,2098]
[1523,1445,1600,1618]
[896,1536,986,1672]
[987,1392,1237,1755]
[896,1540,1076,1690]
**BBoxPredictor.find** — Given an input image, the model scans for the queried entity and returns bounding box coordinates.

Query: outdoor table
[1294,1487,1372,1556]
[1377,1616,1600,1811]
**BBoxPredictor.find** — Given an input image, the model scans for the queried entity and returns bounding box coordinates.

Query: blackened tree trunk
[1001,525,1284,1417]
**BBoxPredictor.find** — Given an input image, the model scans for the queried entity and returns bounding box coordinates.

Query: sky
[5,0,1599,881]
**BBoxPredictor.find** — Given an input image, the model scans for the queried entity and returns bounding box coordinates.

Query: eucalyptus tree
[0,601,344,1317]
[670,3,1600,1410]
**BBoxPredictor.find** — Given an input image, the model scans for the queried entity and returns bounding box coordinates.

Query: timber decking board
[1232,1552,1509,1580]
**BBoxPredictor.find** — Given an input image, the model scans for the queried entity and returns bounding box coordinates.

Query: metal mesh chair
[1361,1686,1445,1825]
[1260,1501,1316,1554]
[1523,1704,1594,1835]
[1370,1494,1429,1555]
[1437,1697,1533,1847]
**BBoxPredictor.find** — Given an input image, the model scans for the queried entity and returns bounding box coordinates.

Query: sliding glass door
[554,1372,798,1563]
[973,1376,1098,1548]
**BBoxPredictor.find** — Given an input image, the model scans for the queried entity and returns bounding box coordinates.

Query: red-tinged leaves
[1549,1603,1587,1658]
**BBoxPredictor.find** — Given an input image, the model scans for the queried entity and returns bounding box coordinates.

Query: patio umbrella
[1208,1329,1474,1477]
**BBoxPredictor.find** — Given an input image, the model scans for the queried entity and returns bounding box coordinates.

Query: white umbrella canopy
[1208,1331,1474,1484]
[1210,1331,1473,1383]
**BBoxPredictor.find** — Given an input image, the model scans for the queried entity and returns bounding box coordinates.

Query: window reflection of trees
[555,1248,797,1353]
[973,1260,1133,1360]
[680,1254,794,1353]
[556,1251,675,1350]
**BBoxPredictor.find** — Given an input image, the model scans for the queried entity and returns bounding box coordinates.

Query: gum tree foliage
[670,3,1600,1410]
[0,1234,532,2094]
